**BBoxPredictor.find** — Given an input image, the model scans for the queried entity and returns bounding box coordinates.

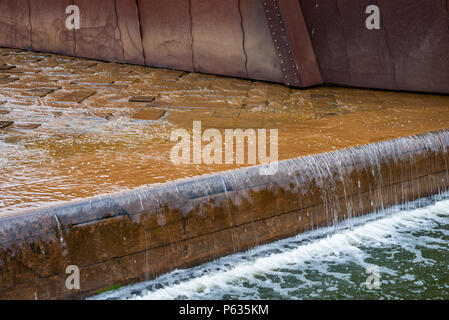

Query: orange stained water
[1,48,449,214]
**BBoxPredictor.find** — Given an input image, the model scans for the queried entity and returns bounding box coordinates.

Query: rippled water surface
[94,196,449,300]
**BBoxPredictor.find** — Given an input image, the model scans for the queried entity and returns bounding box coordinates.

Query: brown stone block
[131,109,166,121]
[140,218,186,251]
[0,234,65,290]
[167,232,218,268]
[248,209,310,248]
[129,96,156,103]
[23,88,57,98]
[212,227,239,260]
[115,0,145,65]
[51,90,96,104]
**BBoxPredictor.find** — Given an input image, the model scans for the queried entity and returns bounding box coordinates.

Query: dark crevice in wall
[27,0,33,49]
[188,0,196,72]
[135,0,147,65]
[113,0,126,63]
[72,0,77,57]
[237,0,249,78]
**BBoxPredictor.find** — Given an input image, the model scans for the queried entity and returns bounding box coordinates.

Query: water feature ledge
[0,129,448,300]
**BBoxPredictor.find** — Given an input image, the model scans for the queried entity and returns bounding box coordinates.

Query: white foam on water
[92,195,449,300]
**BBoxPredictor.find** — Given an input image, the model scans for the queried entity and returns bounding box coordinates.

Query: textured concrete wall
[0,130,448,299]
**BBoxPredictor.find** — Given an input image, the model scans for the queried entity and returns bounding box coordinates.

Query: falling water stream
[92,193,449,300]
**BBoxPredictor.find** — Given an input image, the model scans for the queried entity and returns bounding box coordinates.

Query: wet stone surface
[1,48,449,214]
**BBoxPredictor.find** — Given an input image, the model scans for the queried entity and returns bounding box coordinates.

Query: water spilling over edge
[92,193,449,300]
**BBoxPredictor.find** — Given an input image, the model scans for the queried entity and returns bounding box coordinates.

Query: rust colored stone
[24,88,57,98]
[51,90,96,104]
[131,109,166,121]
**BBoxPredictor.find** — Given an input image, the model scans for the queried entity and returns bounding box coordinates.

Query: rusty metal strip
[278,0,323,87]
[261,0,301,86]
[262,0,323,87]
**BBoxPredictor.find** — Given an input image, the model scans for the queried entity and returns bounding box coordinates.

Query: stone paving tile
[50,90,97,104]
[132,109,166,121]
[129,96,156,103]
[22,88,59,98]
[12,123,41,130]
